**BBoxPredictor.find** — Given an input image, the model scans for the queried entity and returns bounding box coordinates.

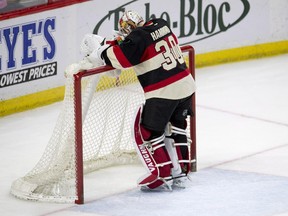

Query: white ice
[1,54,288,216]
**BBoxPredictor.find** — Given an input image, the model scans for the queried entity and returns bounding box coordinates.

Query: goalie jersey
[102,18,196,100]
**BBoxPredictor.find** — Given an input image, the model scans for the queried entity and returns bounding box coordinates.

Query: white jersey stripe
[144,75,196,100]
[106,46,124,69]
[133,54,165,76]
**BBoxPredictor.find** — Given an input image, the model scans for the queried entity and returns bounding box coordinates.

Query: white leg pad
[164,137,182,177]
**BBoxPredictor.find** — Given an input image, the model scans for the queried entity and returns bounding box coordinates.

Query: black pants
[141,94,193,135]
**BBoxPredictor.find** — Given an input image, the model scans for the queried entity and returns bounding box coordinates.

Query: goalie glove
[80,33,110,66]
[80,33,104,56]
[85,44,109,66]
[65,33,110,78]
[85,42,110,66]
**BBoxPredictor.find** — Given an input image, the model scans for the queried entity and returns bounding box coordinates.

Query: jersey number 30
[155,35,185,70]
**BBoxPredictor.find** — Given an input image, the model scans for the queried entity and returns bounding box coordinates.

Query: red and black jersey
[102,18,196,100]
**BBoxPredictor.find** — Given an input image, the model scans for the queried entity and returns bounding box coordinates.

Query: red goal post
[73,45,196,204]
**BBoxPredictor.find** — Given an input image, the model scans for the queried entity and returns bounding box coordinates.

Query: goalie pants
[141,94,193,134]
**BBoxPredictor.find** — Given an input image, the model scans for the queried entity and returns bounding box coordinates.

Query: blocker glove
[80,33,104,56]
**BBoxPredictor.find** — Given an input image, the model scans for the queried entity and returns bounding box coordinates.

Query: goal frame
[73,45,196,204]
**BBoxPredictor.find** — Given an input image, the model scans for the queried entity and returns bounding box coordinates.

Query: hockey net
[10,45,196,204]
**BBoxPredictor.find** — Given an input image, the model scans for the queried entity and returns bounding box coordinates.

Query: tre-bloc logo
[0,17,57,88]
[93,0,250,45]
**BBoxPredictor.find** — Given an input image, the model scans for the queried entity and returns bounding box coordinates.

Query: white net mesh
[10,68,145,203]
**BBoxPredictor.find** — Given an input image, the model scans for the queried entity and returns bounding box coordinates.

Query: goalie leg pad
[133,107,172,189]
[164,137,182,177]
[142,135,173,189]
[165,123,191,176]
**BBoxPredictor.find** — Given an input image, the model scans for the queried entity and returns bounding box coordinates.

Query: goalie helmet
[118,10,144,36]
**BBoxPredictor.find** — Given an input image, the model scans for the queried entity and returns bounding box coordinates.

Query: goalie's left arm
[65,34,108,77]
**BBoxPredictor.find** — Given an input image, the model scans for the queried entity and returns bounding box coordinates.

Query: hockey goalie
[78,10,196,190]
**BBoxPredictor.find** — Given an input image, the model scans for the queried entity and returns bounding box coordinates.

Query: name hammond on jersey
[0,18,56,88]
[150,26,171,41]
